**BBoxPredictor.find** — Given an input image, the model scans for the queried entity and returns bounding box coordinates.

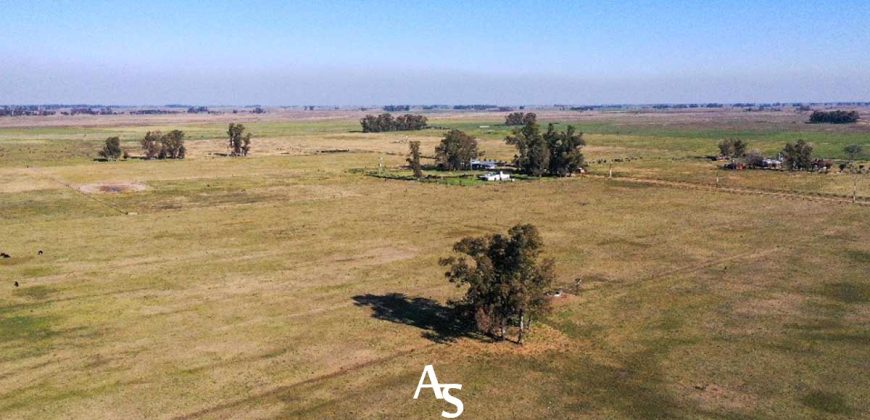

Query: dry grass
[0,111,868,418]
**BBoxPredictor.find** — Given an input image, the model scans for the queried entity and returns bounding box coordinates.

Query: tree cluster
[808,110,859,124]
[435,130,480,170]
[718,138,748,159]
[505,122,586,176]
[504,112,537,126]
[227,123,252,156]
[360,113,428,133]
[140,130,187,159]
[440,224,555,343]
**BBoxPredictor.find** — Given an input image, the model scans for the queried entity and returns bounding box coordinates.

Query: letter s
[440,384,463,418]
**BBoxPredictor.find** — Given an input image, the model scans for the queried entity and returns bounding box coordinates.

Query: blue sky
[2,0,869,105]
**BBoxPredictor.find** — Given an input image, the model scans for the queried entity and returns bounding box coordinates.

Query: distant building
[470,160,498,170]
[479,171,511,181]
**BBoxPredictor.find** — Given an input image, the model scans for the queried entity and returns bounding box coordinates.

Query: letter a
[413,364,443,400]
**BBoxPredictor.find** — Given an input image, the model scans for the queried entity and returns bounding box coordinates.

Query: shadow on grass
[352,293,475,344]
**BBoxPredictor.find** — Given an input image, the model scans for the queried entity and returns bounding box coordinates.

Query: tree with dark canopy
[808,110,859,124]
[506,121,585,176]
[782,140,814,171]
[435,130,479,171]
[99,137,123,160]
[159,130,186,159]
[504,112,537,126]
[544,124,586,176]
[360,113,427,132]
[407,140,424,178]
[440,224,555,344]
[227,123,252,156]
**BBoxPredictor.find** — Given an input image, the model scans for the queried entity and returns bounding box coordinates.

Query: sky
[2,0,869,105]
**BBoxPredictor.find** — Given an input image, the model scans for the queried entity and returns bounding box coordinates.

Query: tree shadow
[352,293,476,344]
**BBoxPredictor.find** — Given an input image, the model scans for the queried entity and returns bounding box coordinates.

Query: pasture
[1,109,868,418]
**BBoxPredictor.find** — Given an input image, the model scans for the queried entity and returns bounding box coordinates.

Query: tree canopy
[407,140,423,178]
[360,113,427,132]
[809,110,859,124]
[435,130,480,171]
[99,137,123,160]
[505,122,585,176]
[718,138,748,159]
[227,123,252,156]
[782,140,814,171]
[504,112,537,126]
[440,224,555,343]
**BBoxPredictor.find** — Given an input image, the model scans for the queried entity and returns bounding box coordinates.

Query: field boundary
[26,167,131,215]
[584,174,870,206]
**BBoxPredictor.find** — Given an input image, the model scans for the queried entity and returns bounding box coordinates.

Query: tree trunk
[518,312,525,344]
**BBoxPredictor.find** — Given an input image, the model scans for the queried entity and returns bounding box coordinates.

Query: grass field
[1,109,868,418]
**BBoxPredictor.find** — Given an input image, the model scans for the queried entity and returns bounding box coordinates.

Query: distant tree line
[360,113,428,132]
[504,112,537,126]
[452,105,497,110]
[808,110,859,124]
[187,106,209,113]
[383,105,410,112]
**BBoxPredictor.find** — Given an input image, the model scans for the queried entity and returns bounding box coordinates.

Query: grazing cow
[14,281,19,287]
[0,252,10,258]
[38,250,43,255]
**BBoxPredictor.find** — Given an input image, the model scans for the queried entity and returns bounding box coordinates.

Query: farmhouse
[470,159,498,170]
[479,171,511,181]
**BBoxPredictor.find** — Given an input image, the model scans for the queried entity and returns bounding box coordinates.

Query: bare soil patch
[78,182,147,194]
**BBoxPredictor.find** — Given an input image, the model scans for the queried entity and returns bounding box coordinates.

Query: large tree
[159,130,186,159]
[506,122,585,176]
[544,124,586,176]
[227,123,252,156]
[440,224,555,343]
[505,112,537,126]
[435,130,479,171]
[141,131,162,159]
[782,139,814,171]
[99,137,123,160]
[407,140,423,178]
